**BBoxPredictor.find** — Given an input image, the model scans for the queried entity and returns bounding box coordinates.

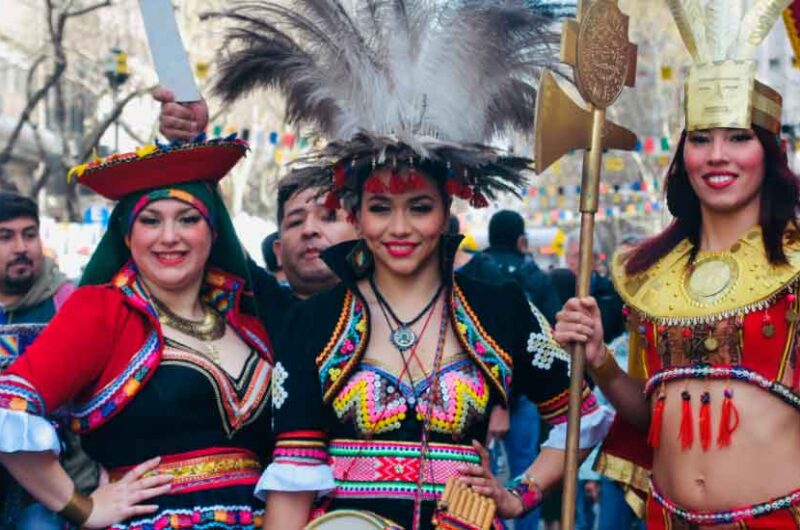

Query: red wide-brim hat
[68,137,249,200]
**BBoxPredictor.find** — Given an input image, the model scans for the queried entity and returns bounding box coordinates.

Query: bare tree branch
[0,60,66,170]
[25,55,48,99]
[66,0,112,19]
[77,86,154,162]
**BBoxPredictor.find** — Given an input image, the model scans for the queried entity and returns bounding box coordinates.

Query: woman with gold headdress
[0,138,275,529]
[555,0,800,527]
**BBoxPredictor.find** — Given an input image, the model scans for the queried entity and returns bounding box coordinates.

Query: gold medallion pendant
[683,254,739,306]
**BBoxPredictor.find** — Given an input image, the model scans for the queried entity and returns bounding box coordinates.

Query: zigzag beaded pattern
[333,358,489,436]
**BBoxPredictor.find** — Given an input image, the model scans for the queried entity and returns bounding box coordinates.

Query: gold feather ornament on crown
[667,0,791,133]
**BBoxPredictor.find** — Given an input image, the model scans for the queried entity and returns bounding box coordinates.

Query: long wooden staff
[532,2,637,528]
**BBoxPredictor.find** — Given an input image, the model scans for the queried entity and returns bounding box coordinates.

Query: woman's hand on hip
[554,297,606,369]
[83,456,172,528]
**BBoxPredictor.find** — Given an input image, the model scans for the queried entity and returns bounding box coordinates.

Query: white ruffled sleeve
[254,462,335,500]
[542,405,615,450]
[0,375,60,454]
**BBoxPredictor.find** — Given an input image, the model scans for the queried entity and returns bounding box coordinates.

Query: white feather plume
[208,0,558,145]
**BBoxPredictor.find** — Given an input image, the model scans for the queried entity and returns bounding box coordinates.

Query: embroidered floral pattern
[108,505,264,529]
[316,291,368,403]
[527,302,571,375]
[272,362,288,410]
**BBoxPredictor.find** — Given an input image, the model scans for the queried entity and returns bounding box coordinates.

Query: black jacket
[481,246,561,325]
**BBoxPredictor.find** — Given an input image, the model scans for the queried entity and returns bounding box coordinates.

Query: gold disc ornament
[684,256,738,306]
[575,0,634,108]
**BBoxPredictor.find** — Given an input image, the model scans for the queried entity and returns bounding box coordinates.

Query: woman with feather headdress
[155,1,614,529]
[555,0,800,528]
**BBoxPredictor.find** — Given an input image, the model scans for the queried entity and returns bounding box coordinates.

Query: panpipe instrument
[433,477,496,530]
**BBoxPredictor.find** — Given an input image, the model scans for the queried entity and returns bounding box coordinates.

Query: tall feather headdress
[207,0,559,208]
[667,0,790,133]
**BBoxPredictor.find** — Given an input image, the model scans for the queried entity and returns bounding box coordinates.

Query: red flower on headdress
[324,191,342,210]
[332,164,347,189]
[389,171,407,194]
[364,175,386,193]
[470,191,489,208]
[445,179,461,197]
[407,169,426,190]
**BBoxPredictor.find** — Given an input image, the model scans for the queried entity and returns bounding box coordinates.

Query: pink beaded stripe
[329,439,479,500]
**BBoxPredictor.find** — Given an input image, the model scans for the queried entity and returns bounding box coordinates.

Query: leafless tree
[0,0,149,218]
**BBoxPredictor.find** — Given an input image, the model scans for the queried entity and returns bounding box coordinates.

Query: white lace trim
[0,408,60,454]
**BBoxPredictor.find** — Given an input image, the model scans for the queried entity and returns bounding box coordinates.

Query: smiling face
[683,128,766,215]
[278,187,357,297]
[356,168,448,279]
[128,199,213,294]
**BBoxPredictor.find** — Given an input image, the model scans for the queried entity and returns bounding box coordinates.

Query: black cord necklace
[369,275,444,352]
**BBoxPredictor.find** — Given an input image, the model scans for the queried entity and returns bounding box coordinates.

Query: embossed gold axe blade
[533,70,637,175]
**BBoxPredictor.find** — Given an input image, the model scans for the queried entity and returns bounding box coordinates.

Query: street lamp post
[104,48,129,153]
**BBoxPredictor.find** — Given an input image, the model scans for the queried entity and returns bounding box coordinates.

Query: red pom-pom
[445,179,461,197]
[470,191,489,208]
[332,164,347,188]
[389,171,407,194]
[458,185,473,200]
[407,170,426,190]
[323,192,341,210]
[788,293,797,303]
[364,175,386,194]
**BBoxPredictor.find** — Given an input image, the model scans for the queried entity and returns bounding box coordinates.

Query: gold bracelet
[57,486,93,526]
[587,345,620,385]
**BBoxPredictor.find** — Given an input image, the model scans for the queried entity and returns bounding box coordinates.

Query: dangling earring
[347,239,374,278]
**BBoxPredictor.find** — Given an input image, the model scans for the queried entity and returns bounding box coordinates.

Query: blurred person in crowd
[564,230,625,342]
[485,210,561,323]
[261,231,288,286]
[449,215,502,281]
[0,139,275,529]
[0,191,98,530]
[479,210,563,530]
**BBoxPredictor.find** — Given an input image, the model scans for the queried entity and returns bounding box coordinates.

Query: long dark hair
[626,126,800,275]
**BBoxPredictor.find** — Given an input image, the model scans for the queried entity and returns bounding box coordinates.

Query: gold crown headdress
[668,0,791,133]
